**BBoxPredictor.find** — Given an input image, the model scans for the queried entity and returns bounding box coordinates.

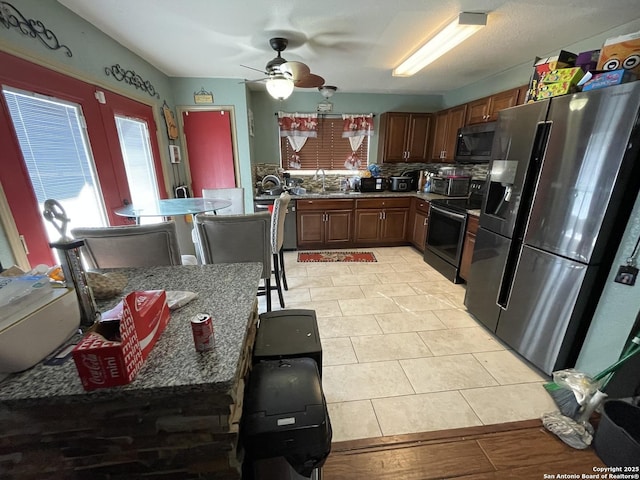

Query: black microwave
[454,122,496,163]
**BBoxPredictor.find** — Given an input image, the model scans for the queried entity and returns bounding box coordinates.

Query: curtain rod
[274,113,375,118]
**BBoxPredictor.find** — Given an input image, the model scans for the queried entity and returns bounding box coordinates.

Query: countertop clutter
[0,263,261,404]
[0,263,262,478]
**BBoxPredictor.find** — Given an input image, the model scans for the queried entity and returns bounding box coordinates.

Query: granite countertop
[0,263,262,406]
[255,191,453,202]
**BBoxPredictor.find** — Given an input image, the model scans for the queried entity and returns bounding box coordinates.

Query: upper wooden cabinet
[517,84,531,105]
[430,104,466,163]
[378,112,432,163]
[465,88,520,125]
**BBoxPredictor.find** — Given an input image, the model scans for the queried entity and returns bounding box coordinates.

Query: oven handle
[430,204,466,221]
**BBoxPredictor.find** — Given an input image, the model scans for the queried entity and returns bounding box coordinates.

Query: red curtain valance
[342,114,374,137]
[278,112,318,137]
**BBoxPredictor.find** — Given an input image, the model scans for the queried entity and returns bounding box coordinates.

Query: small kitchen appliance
[388,176,413,192]
[359,177,387,192]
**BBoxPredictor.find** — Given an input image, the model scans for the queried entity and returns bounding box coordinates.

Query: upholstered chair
[270,192,291,293]
[195,211,282,311]
[70,221,182,269]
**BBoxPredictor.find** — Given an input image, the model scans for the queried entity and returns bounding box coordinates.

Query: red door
[182,110,235,197]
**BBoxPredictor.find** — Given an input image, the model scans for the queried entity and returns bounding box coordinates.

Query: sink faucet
[314,168,326,193]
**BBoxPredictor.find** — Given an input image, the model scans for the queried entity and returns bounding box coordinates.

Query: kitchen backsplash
[253,162,489,194]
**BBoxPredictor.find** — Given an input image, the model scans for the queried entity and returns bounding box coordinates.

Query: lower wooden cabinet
[459,214,479,281]
[354,197,410,245]
[297,199,354,249]
[409,197,430,252]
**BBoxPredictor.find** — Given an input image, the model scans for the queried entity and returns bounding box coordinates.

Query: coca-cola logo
[81,354,105,385]
[135,294,148,311]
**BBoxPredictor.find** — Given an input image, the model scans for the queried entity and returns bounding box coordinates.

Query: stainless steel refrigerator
[465,81,640,375]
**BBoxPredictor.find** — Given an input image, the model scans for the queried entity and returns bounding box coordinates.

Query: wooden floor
[322,419,605,479]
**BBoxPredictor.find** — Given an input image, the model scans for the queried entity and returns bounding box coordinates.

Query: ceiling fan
[242,37,325,100]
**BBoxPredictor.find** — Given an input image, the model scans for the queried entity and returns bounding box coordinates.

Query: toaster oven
[359,177,387,192]
[431,176,471,196]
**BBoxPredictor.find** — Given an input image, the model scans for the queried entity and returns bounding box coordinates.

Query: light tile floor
[256,246,557,443]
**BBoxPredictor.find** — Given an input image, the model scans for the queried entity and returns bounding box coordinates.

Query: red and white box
[72,290,170,391]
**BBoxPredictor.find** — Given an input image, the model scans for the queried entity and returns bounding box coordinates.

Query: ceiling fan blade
[294,74,325,88]
[280,61,311,80]
[240,78,268,84]
[240,64,268,75]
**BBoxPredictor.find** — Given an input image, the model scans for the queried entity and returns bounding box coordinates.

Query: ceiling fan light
[318,85,337,99]
[393,12,487,77]
[266,75,295,100]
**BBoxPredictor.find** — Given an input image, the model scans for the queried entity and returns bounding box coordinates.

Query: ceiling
[58,0,640,96]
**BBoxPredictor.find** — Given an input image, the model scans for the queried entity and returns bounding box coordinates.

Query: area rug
[298,251,377,263]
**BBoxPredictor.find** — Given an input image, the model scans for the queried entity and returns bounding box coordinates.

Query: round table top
[114,197,232,217]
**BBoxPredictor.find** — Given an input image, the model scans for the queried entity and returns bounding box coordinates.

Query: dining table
[114,197,232,221]
[114,197,233,261]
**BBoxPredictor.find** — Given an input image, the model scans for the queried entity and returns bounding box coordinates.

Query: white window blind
[4,90,96,202]
[2,87,107,238]
[115,115,160,225]
[280,117,369,170]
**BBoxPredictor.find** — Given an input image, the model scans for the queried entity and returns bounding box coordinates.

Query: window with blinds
[2,87,108,240]
[280,117,369,170]
[115,115,161,225]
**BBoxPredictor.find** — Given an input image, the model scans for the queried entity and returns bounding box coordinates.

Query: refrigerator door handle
[496,244,523,310]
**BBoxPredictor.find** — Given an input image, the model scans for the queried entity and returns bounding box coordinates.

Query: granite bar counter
[0,263,262,479]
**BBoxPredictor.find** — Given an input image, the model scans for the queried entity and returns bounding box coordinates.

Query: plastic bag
[165,291,198,310]
[552,368,602,406]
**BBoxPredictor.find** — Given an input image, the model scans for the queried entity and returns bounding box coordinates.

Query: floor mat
[298,251,377,262]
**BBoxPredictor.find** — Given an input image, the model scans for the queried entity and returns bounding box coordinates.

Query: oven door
[425,205,467,266]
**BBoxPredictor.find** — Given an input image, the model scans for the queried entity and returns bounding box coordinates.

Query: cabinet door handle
[423,218,428,226]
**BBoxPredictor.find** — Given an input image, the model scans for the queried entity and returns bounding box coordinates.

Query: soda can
[191,313,214,352]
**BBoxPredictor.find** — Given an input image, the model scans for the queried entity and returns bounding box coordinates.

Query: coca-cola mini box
[72,290,170,391]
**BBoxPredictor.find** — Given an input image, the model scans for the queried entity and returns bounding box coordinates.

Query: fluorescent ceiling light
[266,75,294,100]
[393,12,487,77]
